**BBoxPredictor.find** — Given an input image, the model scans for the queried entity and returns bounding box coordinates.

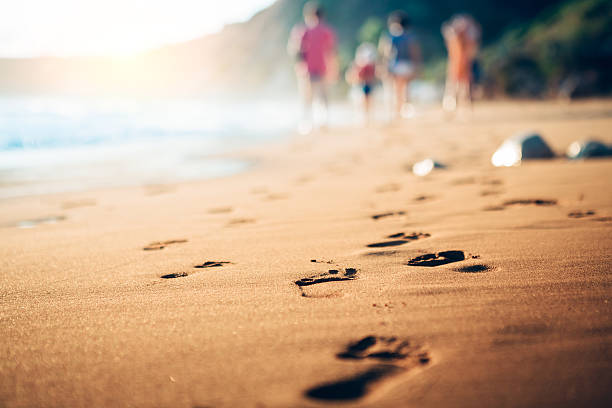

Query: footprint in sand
[227,218,256,226]
[450,177,476,186]
[375,183,402,193]
[480,189,503,197]
[195,261,231,268]
[371,211,406,221]
[208,207,233,214]
[161,260,231,279]
[367,232,430,248]
[143,239,187,251]
[406,250,471,267]
[295,268,358,298]
[568,210,595,218]
[305,336,430,402]
[483,205,505,211]
[481,178,504,186]
[310,259,335,264]
[413,195,434,202]
[503,198,557,206]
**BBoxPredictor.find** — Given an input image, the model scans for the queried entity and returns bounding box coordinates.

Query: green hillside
[482,0,612,97]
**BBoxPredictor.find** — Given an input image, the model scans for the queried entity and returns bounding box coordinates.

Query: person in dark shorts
[346,43,378,122]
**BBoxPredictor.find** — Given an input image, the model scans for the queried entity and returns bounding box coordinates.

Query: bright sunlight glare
[0,0,275,57]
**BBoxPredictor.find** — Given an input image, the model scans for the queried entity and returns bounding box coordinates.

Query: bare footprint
[413,195,434,202]
[481,179,504,186]
[295,268,358,298]
[161,260,231,279]
[371,211,406,221]
[161,272,189,279]
[227,218,256,226]
[568,210,595,218]
[208,207,233,214]
[483,205,505,211]
[195,261,231,268]
[407,250,469,267]
[367,232,430,248]
[375,183,401,193]
[310,259,335,264]
[305,336,430,402]
[503,198,557,206]
[143,239,187,251]
[480,190,503,197]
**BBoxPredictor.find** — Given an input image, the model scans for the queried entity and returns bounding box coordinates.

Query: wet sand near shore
[1,100,611,407]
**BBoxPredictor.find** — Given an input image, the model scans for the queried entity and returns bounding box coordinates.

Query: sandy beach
[1,100,611,407]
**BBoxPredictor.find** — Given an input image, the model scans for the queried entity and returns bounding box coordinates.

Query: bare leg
[312,79,329,126]
[363,93,372,125]
[394,77,407,119]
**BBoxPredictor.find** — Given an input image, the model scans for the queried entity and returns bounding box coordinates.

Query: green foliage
[358,18,385,45]
[482,0,612,96]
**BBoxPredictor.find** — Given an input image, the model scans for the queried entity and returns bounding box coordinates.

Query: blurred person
[345,43,378,124]
[379,11,422,119]
[442,14,481,113]
[287,2,338,133]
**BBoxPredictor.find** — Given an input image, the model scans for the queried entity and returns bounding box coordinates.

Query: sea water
[0,95,300,198]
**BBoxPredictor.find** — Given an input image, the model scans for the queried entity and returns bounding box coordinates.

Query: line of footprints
[143,227,487,402]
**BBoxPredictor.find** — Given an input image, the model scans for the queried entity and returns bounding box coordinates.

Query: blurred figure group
[288,3,481,129]
[441,14,481,112]
[345,11,424,122]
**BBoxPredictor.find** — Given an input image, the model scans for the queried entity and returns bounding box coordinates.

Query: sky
[0,0,276,58]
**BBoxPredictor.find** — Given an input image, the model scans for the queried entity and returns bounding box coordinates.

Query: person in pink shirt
[288,2,338,132]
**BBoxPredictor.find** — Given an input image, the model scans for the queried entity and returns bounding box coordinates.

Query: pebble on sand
[412,158,446,176]
[492,132,554,167]
[566,140,612,159]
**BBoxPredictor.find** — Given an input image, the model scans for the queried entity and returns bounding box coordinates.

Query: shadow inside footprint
[306,336,430,402]
[295,268,358,287]
[455,264,491,273]
[306,365,402,401]
[407,250,465,267]
[367,232,430,248]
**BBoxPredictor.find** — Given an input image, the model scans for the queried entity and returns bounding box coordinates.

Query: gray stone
[492,132,554,167]
[566,140,612,159]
